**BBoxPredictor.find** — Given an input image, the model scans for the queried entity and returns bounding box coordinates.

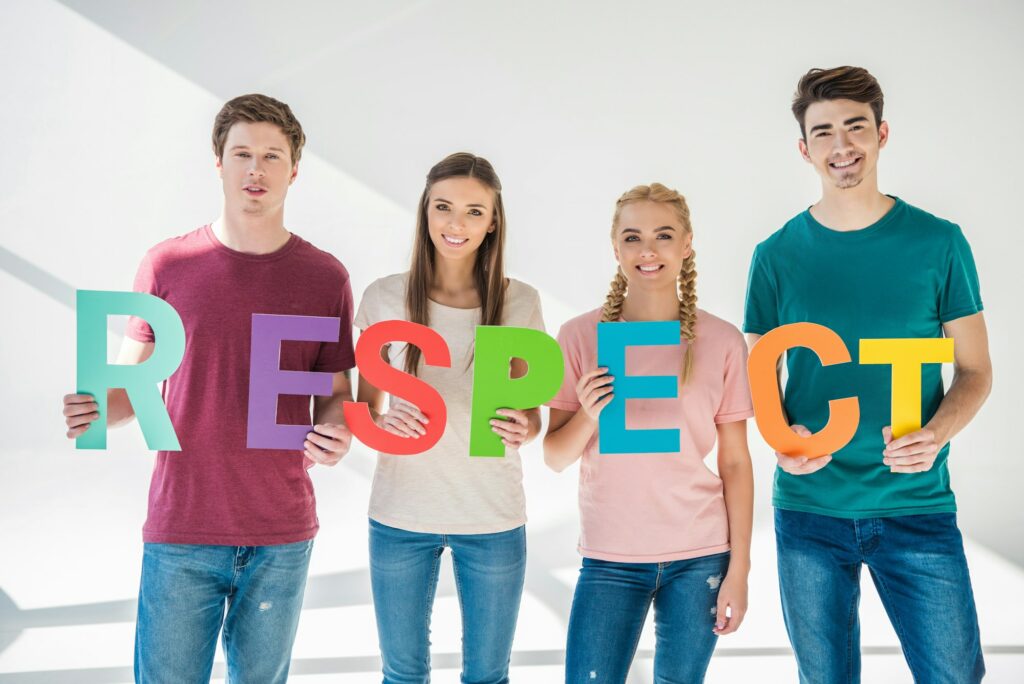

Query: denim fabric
[775,508,984,684]
[134,540,313,683]
[564,551,730,683]
[368,518,526,684]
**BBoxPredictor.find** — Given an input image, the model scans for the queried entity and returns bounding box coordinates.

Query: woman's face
[425,176,496,263]
[613,200,692,290]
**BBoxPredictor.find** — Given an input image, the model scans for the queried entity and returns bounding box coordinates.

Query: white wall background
[1,1,1022,681]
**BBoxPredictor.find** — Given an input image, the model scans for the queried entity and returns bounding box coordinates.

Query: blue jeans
[564,551,730,683]
[368,518,527,684]
[775,509,985,684]
[134,540,313,683]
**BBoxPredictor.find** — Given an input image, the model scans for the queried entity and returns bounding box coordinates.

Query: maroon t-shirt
[126,225,355,545]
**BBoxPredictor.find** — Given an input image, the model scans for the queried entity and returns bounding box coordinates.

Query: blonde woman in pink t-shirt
[544,183,755,683]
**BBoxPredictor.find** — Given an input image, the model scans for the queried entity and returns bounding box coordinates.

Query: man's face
[799,99,889,190]
[216,121,297,216]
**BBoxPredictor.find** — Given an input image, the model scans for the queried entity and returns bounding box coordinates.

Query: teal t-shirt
[743,197,983,518]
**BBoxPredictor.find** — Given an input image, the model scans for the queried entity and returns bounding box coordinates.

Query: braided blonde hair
[603,183,697,384]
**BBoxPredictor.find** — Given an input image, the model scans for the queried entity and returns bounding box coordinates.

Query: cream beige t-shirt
[353,272,545,534]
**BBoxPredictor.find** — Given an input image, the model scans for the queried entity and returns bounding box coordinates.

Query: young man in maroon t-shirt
[62,94,355,682]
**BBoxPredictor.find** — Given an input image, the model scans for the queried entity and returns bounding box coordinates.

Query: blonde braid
[678,250,698,384]
[601,268,628,322]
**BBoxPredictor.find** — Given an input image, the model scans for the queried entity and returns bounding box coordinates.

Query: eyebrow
[621,226,676,234]
[808,116,870,134]
[433,197,489,209]
[228,145,287,152]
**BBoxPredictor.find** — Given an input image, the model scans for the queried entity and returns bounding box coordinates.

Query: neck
[811,174,894,232]
[432,255,477,296]
[620,283,679,322]
[212,206,290,254]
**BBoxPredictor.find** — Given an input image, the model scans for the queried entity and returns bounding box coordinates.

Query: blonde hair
[603,183,697,384]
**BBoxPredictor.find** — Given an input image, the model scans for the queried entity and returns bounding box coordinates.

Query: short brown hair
[212,94,306,163]
[792,66,884,139]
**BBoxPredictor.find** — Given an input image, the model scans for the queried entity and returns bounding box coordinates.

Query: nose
[247,159,265,178]
[832,128,853,151]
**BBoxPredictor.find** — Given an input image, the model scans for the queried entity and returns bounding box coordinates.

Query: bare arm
[542,368,614,472]
[883,312,992,472]
[63,337,154,437]
[714,418,753,635]
[303,369,355,467]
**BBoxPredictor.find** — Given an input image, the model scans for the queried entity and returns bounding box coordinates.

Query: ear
[797,138,812,164]
[215,155,223,178]
[681,233,694,260]
[289,162,299,185]
[877,120,890,150]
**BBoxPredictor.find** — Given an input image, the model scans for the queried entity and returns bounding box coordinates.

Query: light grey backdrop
[1,1,1022,681]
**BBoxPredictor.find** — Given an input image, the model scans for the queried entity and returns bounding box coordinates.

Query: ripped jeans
[564,551,730,683]
[134,540,313,683]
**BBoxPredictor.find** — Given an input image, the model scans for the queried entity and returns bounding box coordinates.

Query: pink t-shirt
[548,308,753,562]
[126,225,355,546]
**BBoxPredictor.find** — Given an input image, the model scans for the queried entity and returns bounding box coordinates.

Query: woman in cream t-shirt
[354,153,544,684]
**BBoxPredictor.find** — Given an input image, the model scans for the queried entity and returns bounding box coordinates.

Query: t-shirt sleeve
[125,251,158,343]
[715,328,755,424]
[938,226,984,323]
[352,279,378,331]
[742,245,779,335]
[523,288,546,333]
[313,270,357,373]
[547,320,584,411]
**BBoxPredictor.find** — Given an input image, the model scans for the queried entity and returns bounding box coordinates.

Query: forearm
[543,411,596,472]
[106,388,137,428]
[523,408,542,446]
[925,368,992,447]
[313,390,353,426]
[720,456,754,571]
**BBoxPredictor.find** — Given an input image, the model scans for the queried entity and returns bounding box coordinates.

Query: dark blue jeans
[564,551,730,683]
[134,540,313,683]
[368,519,527,684]
[775,509,985,684]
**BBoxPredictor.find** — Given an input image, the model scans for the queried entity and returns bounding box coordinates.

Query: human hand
[882,425,942,473]
[713,570,748,636]
[304,423,353,467]
[575,367,614,422]
[63,393,98,439]
[374,399,429,439]
[776,424,833,475]
[491,409,530,448]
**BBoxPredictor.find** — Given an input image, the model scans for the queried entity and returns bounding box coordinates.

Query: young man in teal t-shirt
[744,66,991,683]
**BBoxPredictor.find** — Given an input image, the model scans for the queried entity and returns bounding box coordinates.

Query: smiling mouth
[829,156,862,170]
[442,234,468,247]
[636,263,664,274]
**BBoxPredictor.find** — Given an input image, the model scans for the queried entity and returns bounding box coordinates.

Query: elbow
[541,438,568,473]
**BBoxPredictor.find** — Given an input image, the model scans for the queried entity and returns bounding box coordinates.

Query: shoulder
[696,309,746,346]
[505,278,541,305]
[140,226,208,271]
[556,307,603,340]
[897,199,966,242]
[753,212,806,260]
[290,235,352,284]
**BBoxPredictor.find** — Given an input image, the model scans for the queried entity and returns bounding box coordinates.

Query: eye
[657,233,672,239]
[624,235,639,242]
[434,203,450,212]
[815,131,831,138]
[850,125,864,132]
[266,153,279,160]
[235,152,251,158]
[469,209,483,217]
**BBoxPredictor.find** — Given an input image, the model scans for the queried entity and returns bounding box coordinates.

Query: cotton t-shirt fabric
[126,225,355,545]
[353,273,545,535]
[743,197,983,519]
[548,308,754,563]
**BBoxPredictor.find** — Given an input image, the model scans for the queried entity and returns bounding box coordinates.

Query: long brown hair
[602,183,697,384]
[404,152,507,375]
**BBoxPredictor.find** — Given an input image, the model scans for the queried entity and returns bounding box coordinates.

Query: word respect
[76,291,954,457]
